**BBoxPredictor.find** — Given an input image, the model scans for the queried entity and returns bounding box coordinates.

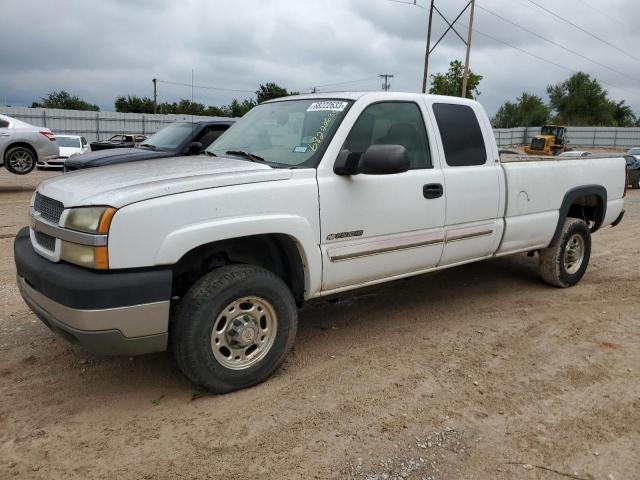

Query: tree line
[30,83,297,117]
[428,60,638,127]
[28,67,639,127]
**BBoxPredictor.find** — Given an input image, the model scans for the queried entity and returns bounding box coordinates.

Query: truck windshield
[206,99,352,167]
[141,123,197,151]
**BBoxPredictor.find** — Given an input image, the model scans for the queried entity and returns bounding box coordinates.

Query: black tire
[539,218,591,288]
[172,265,298,393]
[632,176,640,189]
[4,146,36,175]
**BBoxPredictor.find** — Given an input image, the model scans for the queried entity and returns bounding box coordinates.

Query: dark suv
[65,119,234,171]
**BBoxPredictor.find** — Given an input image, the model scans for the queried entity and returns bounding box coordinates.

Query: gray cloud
[0,0,639,116]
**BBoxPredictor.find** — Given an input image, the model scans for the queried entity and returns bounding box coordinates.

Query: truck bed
[496,155,626,256]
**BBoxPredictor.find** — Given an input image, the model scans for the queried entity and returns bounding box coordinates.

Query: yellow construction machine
[524,125,568,156]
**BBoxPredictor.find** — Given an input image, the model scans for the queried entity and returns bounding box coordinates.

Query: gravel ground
[0,168,59,191]
[0,189,638,479]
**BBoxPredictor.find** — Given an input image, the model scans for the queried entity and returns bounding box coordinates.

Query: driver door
[317,101,445,292]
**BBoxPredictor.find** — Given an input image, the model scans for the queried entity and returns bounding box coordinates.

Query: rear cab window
[432,103,486,167]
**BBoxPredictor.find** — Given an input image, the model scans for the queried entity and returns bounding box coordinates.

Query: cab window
[433,103,486,167]
[342,102,431,169]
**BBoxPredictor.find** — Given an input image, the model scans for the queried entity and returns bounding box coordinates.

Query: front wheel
[4,146,36,175]
[172,265,298,393]
[539,218,591,287]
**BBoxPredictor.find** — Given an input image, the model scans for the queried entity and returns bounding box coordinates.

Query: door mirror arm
[333,149,362,175]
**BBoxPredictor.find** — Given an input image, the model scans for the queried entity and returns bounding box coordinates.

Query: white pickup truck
[15,92,626,393]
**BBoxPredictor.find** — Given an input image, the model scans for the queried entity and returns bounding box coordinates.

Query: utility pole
[379,74,394,91]
[461,0,476,98]
[393,0,473,95]
[422,0,435,93]
[152,78,157,114]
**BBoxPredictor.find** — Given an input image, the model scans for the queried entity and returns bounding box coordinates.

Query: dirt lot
[1,188,638,480]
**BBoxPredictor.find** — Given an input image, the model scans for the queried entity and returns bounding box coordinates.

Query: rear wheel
[539,218,591,288]
[4,146,36,175]
[172,265,298,393]
[632,175,640,189]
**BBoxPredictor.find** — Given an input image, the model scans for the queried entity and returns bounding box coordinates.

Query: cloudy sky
[1,0,639,116]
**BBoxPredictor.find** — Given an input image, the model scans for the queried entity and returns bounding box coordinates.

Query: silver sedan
[0,113,59,175]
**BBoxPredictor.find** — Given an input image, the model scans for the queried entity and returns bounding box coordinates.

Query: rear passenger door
[429,102,502,266]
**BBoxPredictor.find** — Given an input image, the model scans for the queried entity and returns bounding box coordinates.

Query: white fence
[494,126,640,148]
[0,106,227,143]
[2,107,640,148]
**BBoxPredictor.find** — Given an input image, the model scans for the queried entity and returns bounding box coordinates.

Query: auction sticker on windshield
[307,101,348,112]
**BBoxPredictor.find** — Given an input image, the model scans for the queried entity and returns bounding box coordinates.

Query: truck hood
[64,147,174,169]
[38,156,293,208]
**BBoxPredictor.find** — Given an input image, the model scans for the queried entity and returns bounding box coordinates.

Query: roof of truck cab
[266,92,481,106]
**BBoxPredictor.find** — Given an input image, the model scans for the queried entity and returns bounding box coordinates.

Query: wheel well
[551,186,607,246]
[4,142,37,161]
[171,234,306,304]
[566,194,604,230]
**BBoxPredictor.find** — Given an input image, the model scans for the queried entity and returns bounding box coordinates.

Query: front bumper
[14,227,173,356]
[37,157,66,169]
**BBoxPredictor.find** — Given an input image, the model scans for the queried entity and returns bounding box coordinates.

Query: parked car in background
[627,147,640,159]
[0,113,58,175]
[559,150,591,158]
[37,134,89,169]
[65,119,234,171]
[90,134,146,151]
[625,154,640,188]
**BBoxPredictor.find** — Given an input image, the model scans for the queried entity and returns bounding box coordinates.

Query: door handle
[423,183,443,199]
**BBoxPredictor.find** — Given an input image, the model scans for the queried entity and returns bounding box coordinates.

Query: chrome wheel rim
[564,233,585,275]
[211,296,277,370]
[8,149,33,173]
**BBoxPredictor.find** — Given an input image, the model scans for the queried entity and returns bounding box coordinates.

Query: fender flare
[155,214,322,299]
[550,185,607,245]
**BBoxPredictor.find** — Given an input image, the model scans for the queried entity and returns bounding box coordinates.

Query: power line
[526,0,640,64]
[476,4,640,84]
[308,76,381,90]
[155,79,254,94]
[572,0,634,30]
[469,25,637,96]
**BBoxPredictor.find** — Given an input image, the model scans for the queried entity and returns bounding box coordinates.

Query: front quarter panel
[107,169,322,298]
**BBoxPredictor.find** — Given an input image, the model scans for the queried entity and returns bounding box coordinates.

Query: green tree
[223,98,257,117]
[546,72,616,126]
[609,99,636,127]
[114,95,155,113]
[493,92,550,128]
[428,60,482,99]
[32,90,99,111]
[255,83,298,103]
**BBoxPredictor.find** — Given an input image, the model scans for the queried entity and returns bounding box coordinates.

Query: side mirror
[333,144,410,175]
[189,141,203,155]
[358,144,410,175]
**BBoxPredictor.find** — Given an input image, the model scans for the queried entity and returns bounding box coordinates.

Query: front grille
[531,137,546,150]
[34,231,56,251]
[34,192,64,224]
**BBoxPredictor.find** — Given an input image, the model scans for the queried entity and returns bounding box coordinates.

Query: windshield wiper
[225,150,266,163]
[140,143,156,150]
[204,151,217,157]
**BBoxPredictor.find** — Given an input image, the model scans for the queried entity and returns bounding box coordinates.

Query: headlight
[63,206,116,234]
[60,206,116,269]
